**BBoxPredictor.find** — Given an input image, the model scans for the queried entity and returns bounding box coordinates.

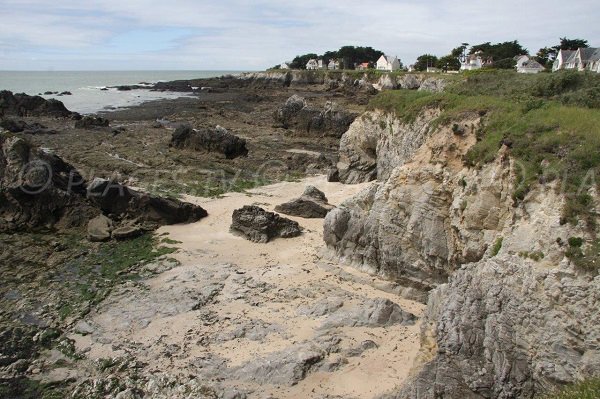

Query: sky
[0,0,599,71]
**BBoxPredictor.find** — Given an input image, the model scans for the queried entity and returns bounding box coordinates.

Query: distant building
[328,59,341,70]
[280,62,292,70]
[515,55,545,74]
[460,51,492,71]
[427,66,441,73]
[356,62,370,70]
[376,55,401,72]
[407,64,415,72]
[318,59,326,69]
[552,49,575,72]
[562,47,600,72]
[306,59,319,70]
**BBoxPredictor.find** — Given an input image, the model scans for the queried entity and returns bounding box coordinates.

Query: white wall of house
[306,59,318,70]
[376,55,400,71]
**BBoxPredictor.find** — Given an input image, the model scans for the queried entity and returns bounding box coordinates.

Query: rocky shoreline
[1,71,598,398]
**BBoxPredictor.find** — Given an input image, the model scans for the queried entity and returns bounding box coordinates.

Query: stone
[275,185,334,219]
[87,215,113,242]
[230,205,302,243]
[297,297,344,317]
[74,115,110,129]
[169,124,248,159]
[327,168,340,182]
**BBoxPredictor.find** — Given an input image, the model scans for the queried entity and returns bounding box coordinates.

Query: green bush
[539,378,600,399]
[491,238,503,257]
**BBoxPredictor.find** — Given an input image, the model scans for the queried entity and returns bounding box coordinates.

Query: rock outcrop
[391,258,600,399]
[274,95,358,138]
[336,109,442,184]
[0,118,56,134]
[0,90,72,118]
[170,124,248,159]
[230,205,302,243]
[74,115,110,129]
[0,135,207,234]
[274,185,334,218]
[326,107,600,397]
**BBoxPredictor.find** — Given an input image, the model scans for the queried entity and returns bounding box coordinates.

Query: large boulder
[0,118,56,134]
[275,185,334,218]
[170,124,248,159]
[0,90,72,118]
[274,95,357,138]
[230,205,302,243]
[320,298,416,329]
[87,214,113,242]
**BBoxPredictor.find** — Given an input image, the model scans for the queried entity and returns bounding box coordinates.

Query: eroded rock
[74,115,110,129]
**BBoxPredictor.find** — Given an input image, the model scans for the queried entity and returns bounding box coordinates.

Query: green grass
[491,237,503,257]
[540,378,600,399]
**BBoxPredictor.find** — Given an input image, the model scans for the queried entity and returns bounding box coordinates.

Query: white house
[306,59,319,70]
[280,62,291,70]
[515,55,545,74]
[563,47,600,72]
[552,49,575,72]
[460,52,492,71]
[328,59,340,70]
[376,55,401,72]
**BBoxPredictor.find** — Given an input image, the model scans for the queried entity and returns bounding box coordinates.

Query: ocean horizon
[0,70,250,114]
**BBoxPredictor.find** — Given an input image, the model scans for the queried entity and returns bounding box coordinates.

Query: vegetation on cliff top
[368,70,600,232]
[540,378,600,399]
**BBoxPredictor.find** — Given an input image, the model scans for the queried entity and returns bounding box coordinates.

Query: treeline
[281,46,385,70]
[414,37,590,71]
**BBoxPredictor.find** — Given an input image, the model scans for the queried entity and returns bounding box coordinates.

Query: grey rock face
[336,110,438,184]
[170,124,248,159]
[320,298,416,329]
[230,205,302,243]
[393,259,600,399]
[275,185,334,219]
[274,95,357,138]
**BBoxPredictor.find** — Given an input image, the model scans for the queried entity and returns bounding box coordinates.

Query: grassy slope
[540,378,600,399]
[369,70,600,228]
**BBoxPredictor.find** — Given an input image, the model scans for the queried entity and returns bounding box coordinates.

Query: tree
[437,54,460,71]
[414,54,438,71]
[469,40,527,68]
[536,47,555,68]
[556,37,589,51]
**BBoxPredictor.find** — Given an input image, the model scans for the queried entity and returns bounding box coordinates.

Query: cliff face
[324,109,600,396]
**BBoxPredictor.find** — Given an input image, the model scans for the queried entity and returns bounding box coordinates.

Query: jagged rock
[397,74,421,90]
[320,298,416,329]
[233,336,340,385]
[0,118,55,134]
[418,77,446,92]
[0,90,72,118]
[87,214,113,242]
[393,258,600,399]
[345,340,379,357]
[274,95,357,138]
[230,205,301,243]
[74,115,110,129]
[169,124,248,159]
[87,178,208,226]
[335,110,439,184]
[274,185,334,218]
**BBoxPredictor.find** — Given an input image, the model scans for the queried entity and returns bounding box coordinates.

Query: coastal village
[279,45,600,74]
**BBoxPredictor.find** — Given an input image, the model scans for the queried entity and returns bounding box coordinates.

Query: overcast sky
[1,0,598,71]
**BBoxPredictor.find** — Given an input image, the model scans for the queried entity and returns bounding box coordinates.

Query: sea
[0,70,246,114]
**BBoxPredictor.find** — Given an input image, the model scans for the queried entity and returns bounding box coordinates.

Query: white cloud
[0,0,599,70]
